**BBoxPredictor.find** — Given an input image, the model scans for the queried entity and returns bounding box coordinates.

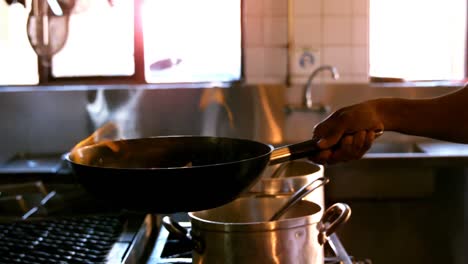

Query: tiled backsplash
[243,0,369,84]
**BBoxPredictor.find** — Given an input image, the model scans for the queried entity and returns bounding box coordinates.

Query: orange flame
[70,122,122,162]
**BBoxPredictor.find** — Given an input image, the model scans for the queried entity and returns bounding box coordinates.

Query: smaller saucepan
[162,178,351,264]
[247,160,325,204]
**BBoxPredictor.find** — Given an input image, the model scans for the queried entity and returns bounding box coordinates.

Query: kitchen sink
[366,142,424,154]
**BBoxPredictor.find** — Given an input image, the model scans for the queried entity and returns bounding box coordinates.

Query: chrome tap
[303,65,339,110]
[284,65,339,114]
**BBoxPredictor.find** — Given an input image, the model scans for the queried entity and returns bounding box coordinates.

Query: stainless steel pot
[248,160,325,206]
[163,197,351,264]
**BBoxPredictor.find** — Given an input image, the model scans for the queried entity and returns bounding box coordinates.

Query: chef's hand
[309,100,384,165]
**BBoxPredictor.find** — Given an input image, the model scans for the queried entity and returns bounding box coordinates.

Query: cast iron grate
[0,215,123,264]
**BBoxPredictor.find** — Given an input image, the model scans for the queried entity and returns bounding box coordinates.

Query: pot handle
[269,176,329,221]
[162,216,204,253]
[318,203,353,264]
[317,203,351,245]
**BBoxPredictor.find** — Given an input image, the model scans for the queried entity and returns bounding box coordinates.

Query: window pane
[51,0,134,77]
[0,1,39,85]
[369,0,466,81]
[142,0,242,83]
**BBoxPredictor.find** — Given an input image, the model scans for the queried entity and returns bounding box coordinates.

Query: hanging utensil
[26,0,74,66]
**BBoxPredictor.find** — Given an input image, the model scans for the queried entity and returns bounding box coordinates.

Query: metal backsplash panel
[0,84,287,163]
[0,90,91,163]
[0,82,461,163]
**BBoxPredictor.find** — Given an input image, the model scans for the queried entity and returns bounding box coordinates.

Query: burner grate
[0,215,123,264]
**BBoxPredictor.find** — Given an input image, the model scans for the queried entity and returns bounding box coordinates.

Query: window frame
[35,0,246,87]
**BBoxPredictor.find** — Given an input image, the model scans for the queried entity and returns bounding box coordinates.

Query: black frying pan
[64,135,324,213]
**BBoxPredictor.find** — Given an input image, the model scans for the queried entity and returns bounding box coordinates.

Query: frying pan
[65,132,381,213]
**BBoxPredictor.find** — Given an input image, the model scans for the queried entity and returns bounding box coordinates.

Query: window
[52,0,135,78]
[369,0,467,81]
[0,0,242,86]
[0,1,39,85]
[142,0,242,83]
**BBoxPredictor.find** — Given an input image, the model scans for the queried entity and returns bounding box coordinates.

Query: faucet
[284,65,339,114]
[303,65,339,110]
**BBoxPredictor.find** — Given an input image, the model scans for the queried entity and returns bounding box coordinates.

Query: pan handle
[269,129,384,165]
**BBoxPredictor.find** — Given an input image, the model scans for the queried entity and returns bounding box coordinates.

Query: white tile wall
[351,46,369,75]
[264,47,288,77]
[263,0,288,16]
[352,16,369,45]
[244,0,263,15]
[323,16,352,45]
[352,0,369,15]
[294,17,322,46]
[323,0,352,15]
[243,0,370,84]
[244,47,265,78]
[322,46,352,75]
[244,16,263,46]
[294,0,321,16]
[263,17,288,46]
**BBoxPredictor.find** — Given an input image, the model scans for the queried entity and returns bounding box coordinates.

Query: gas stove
[0,155,372,264]
[0,180,157,264]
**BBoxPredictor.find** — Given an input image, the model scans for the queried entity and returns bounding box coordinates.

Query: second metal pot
[163,197,351,264]
[247,160,325,206]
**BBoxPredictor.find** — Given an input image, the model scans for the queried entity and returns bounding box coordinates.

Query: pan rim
[64,135,275,170]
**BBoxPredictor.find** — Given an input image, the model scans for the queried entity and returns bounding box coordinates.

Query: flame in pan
[70,121,195,168]
[70,121,122,161]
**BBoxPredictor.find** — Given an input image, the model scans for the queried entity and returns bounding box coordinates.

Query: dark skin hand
[309,83,468,165]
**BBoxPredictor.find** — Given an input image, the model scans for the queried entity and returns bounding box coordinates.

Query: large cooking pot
[65,135,327,213]
[163,198,351,264]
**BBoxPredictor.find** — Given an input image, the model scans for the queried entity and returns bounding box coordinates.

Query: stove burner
[0,181,60,220]
[148,221,192,264]
[0,180,156,264]
[0,215,123,264]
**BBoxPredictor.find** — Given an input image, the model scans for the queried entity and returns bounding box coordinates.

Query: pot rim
[268,161,324,178]
[189,199,323,233]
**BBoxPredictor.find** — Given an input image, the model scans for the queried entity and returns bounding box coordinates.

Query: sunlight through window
[0,1,39,85]
[142,0,242,83]
[52,0,134,77]
[369,0,466,81]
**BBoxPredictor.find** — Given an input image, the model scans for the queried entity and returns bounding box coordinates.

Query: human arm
[310,84,468,164]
